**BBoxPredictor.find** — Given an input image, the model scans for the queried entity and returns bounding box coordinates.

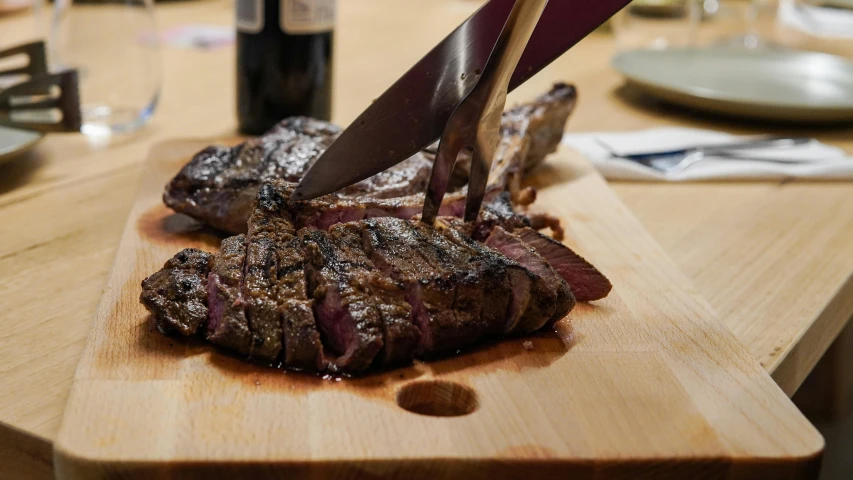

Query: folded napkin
[562,127,853,181]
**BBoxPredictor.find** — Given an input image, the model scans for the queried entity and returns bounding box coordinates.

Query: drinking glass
[774,0,853,57]
[610,0,697,52]
[50,0,161,136]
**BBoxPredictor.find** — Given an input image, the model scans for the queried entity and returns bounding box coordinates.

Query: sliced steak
[206,235,253,355]
[360,218,485,355]
[140,249,213,336]
[331,223,419,367]
[485,227,575,329]
[301,229,384,372]
[251,183,325,370]
[515,227,612,302]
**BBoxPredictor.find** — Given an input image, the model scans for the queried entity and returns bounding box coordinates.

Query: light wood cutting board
[54,140,823,479]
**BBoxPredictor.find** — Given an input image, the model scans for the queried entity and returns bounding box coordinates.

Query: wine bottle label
[236,0,264,34]
[280,0,336,35]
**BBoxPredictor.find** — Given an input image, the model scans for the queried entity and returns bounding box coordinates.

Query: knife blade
[293,0,630,201]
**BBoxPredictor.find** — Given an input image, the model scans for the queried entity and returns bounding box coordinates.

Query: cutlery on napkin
[562,127,853,181]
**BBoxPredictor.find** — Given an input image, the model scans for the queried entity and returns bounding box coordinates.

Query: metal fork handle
[477,0,549,109]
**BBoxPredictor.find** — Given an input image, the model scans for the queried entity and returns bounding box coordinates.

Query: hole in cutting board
[395,380,478,417]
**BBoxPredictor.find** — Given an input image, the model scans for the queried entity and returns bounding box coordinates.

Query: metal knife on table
[293,0,631,210]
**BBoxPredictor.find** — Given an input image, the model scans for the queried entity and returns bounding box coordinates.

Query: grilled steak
[163,84,577,234]
[515,227,612,302]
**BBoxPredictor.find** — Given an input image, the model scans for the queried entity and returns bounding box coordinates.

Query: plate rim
[0,126,44,164]
[612,46,853,121]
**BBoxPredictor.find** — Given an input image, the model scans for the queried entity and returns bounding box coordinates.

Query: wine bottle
[235,0,335,135]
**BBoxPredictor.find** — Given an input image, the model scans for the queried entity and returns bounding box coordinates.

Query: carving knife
[293,0,630,201]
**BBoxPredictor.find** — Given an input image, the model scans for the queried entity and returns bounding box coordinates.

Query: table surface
[1,0,852,473]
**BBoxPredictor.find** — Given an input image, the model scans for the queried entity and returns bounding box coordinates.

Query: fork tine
[0,71,81,133]
[0,41,47,79]
[422,132,465,225]
[464,133,497,222]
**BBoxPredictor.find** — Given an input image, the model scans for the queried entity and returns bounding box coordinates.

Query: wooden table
[1,0,852,477]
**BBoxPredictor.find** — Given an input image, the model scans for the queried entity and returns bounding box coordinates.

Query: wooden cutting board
[54,140,823,479]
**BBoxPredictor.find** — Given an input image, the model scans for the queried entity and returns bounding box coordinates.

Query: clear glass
[773,0,853,57]
[611,0,698,52]
[50,0,161,136]
[689,0,773,48]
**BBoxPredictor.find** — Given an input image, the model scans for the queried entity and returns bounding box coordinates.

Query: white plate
[612,47,853,123]
[0,126,43,165]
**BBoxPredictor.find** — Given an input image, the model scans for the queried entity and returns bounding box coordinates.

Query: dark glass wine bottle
[236,0,335,135]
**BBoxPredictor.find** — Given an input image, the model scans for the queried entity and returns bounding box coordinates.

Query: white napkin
[562,127,853,181]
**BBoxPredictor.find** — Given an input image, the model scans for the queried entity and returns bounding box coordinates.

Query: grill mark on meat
[331,223,419,367]
[252,183,325,370]
[405,223,491,340]
[360,218,500,355]
[206,235,253,355]
[301,229,384,373]
[515,227,612,302]
[140,249,212,335]
[434,223,536,334]
[485,227,575,330]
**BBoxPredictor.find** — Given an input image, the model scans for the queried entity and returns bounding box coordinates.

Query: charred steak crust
[515,227,612,302]
[140,249,213,336]
[164,117,341,233]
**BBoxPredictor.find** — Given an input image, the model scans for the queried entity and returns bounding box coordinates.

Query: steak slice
[140,249,213,336]
[515,227,612,302]
[435,223,552,334]
[485,227,575,329]
[277,241,325,371]
[251,182,325,370]
[406,222,489,342]
[361,218,484,355]
[301,229,384,372]
[331,223,419,367]
[206,235,253,355]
